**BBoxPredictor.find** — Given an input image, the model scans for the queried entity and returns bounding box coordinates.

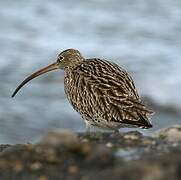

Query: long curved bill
[11,62,59,98]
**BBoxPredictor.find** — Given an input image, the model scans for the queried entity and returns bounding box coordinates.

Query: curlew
[12,49,154,132]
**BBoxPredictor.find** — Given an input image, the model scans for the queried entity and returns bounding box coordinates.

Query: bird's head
[11,49,84,97]
[56,49,84,69]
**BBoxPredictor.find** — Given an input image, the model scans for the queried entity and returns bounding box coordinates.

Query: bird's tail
[122,99,154,129]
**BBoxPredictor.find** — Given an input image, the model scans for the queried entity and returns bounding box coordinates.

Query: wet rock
[0,127,180,180]
[105,142,113,148]
[38,176,48,180]
[0,145,12,153]
[85,145,114,167]
[30,161,42,171]
[155,125,181,143]
[124,131,143,138]
[68,165,79,174]
[39,128,78,147]
[123,131,142,140]
[13,160,24,172]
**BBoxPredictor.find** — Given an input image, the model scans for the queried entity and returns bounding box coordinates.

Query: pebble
[155,125,181,143]
[106,142,113,148]
[68,165,79,174]
[30,162,42,171]
[123,134,139,140]
[38,176,48,180]
[13,161,24,172]
[39,128,78,147]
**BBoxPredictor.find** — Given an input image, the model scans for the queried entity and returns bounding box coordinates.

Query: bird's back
[64,58,153,130]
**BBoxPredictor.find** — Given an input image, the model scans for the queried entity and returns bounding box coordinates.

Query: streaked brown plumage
[12,49,154,131]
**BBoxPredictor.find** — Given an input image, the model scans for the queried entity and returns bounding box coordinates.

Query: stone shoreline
[0,125,181,180]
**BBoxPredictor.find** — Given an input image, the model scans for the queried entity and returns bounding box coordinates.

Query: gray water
[0,0,181,144]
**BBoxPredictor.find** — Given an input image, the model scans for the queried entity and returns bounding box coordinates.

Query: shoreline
[0,125,181,180]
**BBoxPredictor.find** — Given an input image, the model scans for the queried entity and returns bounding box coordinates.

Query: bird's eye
[57,55,64,63]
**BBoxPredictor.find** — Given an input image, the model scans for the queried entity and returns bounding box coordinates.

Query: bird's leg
[114,129,120,134]
[85,121,91,133]
[86,125,91,133]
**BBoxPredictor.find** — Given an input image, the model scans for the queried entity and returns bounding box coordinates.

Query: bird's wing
[78,58,139,99]
[74,58,153,128]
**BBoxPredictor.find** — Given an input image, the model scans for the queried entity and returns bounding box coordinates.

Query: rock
[30,162,42,171]
[0,127,181,180]
[68,165,79,174]
[38,176,48,180]
[106,142,113,148]
[154,125,181,143]
[85,145,114,167]
[123,131,143,141]
[39,128,78,147]
[0,145,12,153]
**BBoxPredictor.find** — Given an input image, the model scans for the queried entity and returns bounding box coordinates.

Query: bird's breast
[64,70,82,111]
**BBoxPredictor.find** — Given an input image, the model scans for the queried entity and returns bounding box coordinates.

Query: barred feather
[64,56,154,130]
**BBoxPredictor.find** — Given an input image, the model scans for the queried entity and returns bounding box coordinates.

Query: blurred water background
[0,0,181,144]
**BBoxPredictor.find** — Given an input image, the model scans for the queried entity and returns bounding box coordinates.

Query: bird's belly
[84,116,121,130]
[84,115,137,130]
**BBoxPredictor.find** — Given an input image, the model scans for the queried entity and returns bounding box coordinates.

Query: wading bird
[12,49,153,132]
